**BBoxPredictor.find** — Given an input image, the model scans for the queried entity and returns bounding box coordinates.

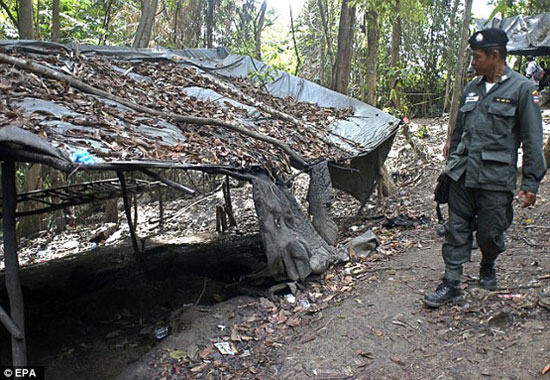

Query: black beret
[468,28,509,49]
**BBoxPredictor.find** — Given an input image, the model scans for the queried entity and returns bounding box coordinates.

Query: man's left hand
[517,190,537,208]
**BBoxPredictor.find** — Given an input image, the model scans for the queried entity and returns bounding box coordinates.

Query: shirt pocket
[458,102,477,131]
[487,102,517,134]
[479,150,514,185]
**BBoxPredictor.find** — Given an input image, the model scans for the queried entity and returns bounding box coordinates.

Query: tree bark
[99,0,115,45]
[17,164,46,237]
[289,3,301,75]
[307,161,338,245]
[442,0,460,114]
[104,199,118,223]
[133,0,159,48]
[365,9,379,106]
[317,0,334,57]
[331,0,356,94]
[206,0,215,48]
[448,0,473,140]
[390,0,400,68]
[254,0,267,60]
[18,0,34,39]
[317,0,334,85]
[389,0,402,112]
[52,0,60,42]
[34,0,41,39]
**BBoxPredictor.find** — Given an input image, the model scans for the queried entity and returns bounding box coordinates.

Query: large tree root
[307,161,338,245]
[249,170,346,281]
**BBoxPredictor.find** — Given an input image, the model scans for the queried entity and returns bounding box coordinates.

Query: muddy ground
[1,115,549,379]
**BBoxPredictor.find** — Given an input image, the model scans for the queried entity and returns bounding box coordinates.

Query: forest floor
[1,114,549,379]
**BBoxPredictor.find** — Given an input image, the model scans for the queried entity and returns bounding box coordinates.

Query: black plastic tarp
[477,13,550,56]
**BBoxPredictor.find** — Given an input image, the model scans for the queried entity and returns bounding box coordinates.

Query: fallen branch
[510,234,549,248]
[352,266,412,276]
[0,52,309,169]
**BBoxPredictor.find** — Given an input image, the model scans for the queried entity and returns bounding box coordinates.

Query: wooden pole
[157,185,164,231]
[2,161,28,365]
[223,176,237,228]
[116,171,140,256]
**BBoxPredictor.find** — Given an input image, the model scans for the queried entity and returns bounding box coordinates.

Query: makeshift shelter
[477,12,550,56]
[0,40,400,365]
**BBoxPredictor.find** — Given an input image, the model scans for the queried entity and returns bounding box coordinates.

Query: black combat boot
[479,261,497,290]
[423,279,462,307]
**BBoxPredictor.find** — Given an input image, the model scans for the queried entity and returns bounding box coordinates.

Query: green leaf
[169,350,186,361]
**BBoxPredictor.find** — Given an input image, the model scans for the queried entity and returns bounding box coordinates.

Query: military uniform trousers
[443,175,513,282]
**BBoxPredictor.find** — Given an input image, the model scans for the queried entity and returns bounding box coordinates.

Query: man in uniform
[425,28,547,307]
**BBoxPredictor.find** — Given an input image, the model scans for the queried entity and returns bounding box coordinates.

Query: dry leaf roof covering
[0,42,399,174]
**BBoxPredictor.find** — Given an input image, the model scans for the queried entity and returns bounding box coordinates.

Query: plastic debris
[214,342,236,356]
[71,150,96,164]
[153,326,169,340]
[299,299,311,309]
[497,294,525,300]
[285,294,296,304]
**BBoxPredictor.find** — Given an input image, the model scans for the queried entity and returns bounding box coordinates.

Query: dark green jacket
[446,66,547,193]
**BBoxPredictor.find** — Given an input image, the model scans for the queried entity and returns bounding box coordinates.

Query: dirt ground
[1,115,549,379]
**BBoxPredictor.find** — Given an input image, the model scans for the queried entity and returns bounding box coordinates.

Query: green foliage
[488,0,550,18]
[414,125,430,139]
[246,65,278,86]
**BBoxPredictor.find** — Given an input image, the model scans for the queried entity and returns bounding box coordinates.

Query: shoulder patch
[533,90,540,104]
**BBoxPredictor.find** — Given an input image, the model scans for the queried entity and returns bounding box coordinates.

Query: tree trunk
[390,0,400,68]
[319,28,327,86]
[104,199,118,223]
[389,0,402,112]
[317,0,334,83]
[307,162,338,245]
[331,0,356,94]
[17,164,46,237]
[18,0,34,39]
[34,0,41,39]
[365,9,379,106]
[99,0,114,45]
[448,0,473,140]
[442,0,460,114]
[254,0,267,60]
[206,0,214,48]
[52,0,60,42]
[133,0,159,48]
[289,3,301,75]
[172,0,181,45]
